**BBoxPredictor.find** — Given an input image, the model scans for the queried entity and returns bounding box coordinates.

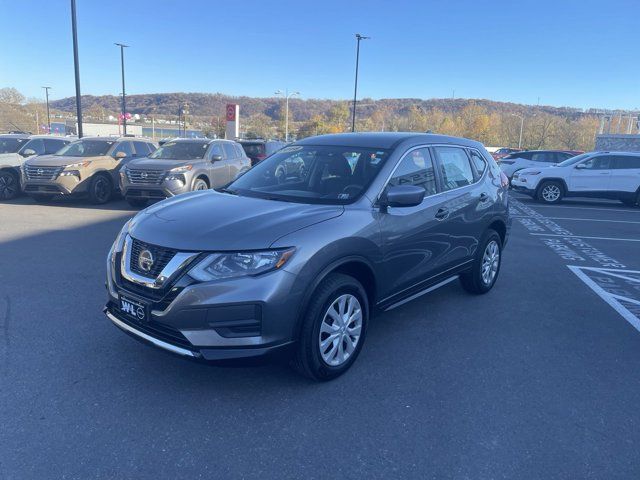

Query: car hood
[25,154,100,167]
[129,190,344,251]
[126,158,195,170]
[517,165,563,175]
[0,152,22,165]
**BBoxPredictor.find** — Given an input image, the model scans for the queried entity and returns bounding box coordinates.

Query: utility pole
[351,33,370,132]
[115,43,129,135]
[511,114,524,149]
[42,86,52,133]
[70,0,83,137]
[275,89,299,142]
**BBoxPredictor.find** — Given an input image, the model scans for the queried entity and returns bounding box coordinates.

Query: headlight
[59,170,80,177]
[168,165,192,174]
[111,220,131,255]
[65,160,91,168]
[188,248,295,282]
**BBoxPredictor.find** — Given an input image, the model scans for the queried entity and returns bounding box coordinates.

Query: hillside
[49,92,590,122]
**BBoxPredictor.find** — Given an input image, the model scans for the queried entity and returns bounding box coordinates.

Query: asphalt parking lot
[1,193,639,479]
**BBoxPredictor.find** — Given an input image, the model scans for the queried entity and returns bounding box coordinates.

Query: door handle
[479,192,489,202]
[435,208,450,221]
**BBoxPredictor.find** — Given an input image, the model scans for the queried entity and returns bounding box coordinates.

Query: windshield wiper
[216,187,238,195]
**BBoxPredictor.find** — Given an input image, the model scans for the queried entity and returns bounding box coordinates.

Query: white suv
[511,152,640,206]
[498,150,578,179]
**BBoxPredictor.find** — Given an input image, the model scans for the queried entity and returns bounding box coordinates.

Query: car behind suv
[22,136,156,204]
[120,138,251,208]
[511,151,640,206]
[105,132,510,380]
[0,135,72,200]
[498,150,581,180]
[238,139,287,166]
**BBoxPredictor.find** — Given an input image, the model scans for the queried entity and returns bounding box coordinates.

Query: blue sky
[1,0,638,109]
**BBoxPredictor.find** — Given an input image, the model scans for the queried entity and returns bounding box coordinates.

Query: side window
[469,150,487,177]
[209,143,223,158]
[222,143,237,159]
[234,144,245,158]
[44,139,66,154]
[556,153,572,163]
[387,147,437,197]
[26,139,45,155]
[581,156,613,170]
[112,141,134,158]
[133,141,150,157]
[434,146,475,191]
[612,155,640,169]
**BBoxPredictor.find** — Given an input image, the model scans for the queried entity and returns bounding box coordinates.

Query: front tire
[537,180,564,204]
[460,230,502,294]
[293,273,368,381]
[192,178,209,191]
[0,169,20,200]
[88,174,113,204]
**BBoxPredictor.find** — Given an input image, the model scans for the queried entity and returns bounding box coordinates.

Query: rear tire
[460,230,502,294]
[126,198,148,208]
[536,180,564,204]
[88,174,113,204]
[292,273,368,381]
[0,169,20,200]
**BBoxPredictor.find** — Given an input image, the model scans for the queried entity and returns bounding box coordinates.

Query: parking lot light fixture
[352,33,370,132]
[70,0,83,137]
[275,90,299,142]
[42,86,52,133]
[511,113,524,149]
[115,43,129,135]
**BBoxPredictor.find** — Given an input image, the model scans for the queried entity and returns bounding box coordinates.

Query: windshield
[241,143,265,157]
[149,141,209,160]
[225,144,391,204]
[56,139,114,157]
[0,137,29,153]
[556,152,591,167]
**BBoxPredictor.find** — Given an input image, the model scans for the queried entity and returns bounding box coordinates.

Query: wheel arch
[535,177,568,196]
[193,174,210,189]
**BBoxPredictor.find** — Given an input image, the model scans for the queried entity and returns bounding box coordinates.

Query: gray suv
[120,138,251,208]
[105,133,510,380]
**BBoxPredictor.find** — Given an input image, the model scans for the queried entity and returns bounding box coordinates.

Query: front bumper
[121,179,189,200]
[105,248,304,361]
[22,175,87,196]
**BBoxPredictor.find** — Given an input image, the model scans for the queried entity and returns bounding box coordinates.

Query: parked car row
[0,134,259,205]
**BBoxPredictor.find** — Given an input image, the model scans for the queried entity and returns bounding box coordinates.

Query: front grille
[24,165,63,180]
[126,169,166,185]
[130,238,177,279]
[109,304,193,349]
[126,188,167,199]
[24,184,61,193]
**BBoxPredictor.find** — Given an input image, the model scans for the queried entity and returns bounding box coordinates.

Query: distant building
[595,114,640,151]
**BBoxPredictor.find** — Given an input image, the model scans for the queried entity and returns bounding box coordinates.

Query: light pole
[42,86,52,133]
[511,113,524,149]
[115,43,129,135]
[351,33,370,132]
[70,0,83,137]
[181,103,189,137]
[275,89,299,142]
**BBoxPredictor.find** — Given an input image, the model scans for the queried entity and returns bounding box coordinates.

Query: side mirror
[575,163,587,169]
[211,154,223,163]
[380,185,426,209]
[115,151,127,159]
[22,148,36,157]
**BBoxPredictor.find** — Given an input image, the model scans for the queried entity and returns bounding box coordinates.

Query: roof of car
[76,136,155,142]
[27,135,74,140]
[0,133,30,139]
[295,132,484,150]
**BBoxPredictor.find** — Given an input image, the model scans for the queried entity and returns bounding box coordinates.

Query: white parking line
[514,203,639,214]
[530,233,640,242]
[521,217,640,225]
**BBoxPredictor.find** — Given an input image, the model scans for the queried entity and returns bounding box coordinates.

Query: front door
[378,147,453,300]
[208,142,230,188]
[567,155,613,192]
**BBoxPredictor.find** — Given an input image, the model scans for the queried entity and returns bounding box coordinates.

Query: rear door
[432,145,491,266]
[610,155,640,193]
[377,146,453,299]
[207,142,229,187]
[567,155,613,192]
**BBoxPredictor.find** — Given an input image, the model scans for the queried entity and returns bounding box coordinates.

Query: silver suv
[120,138,251,208]
[105,132,510,381]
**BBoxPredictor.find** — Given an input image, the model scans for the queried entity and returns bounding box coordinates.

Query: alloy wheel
[541,184,561,202]
[481,240,500,286]
[0,172,18,199]
[318,294,363,367]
